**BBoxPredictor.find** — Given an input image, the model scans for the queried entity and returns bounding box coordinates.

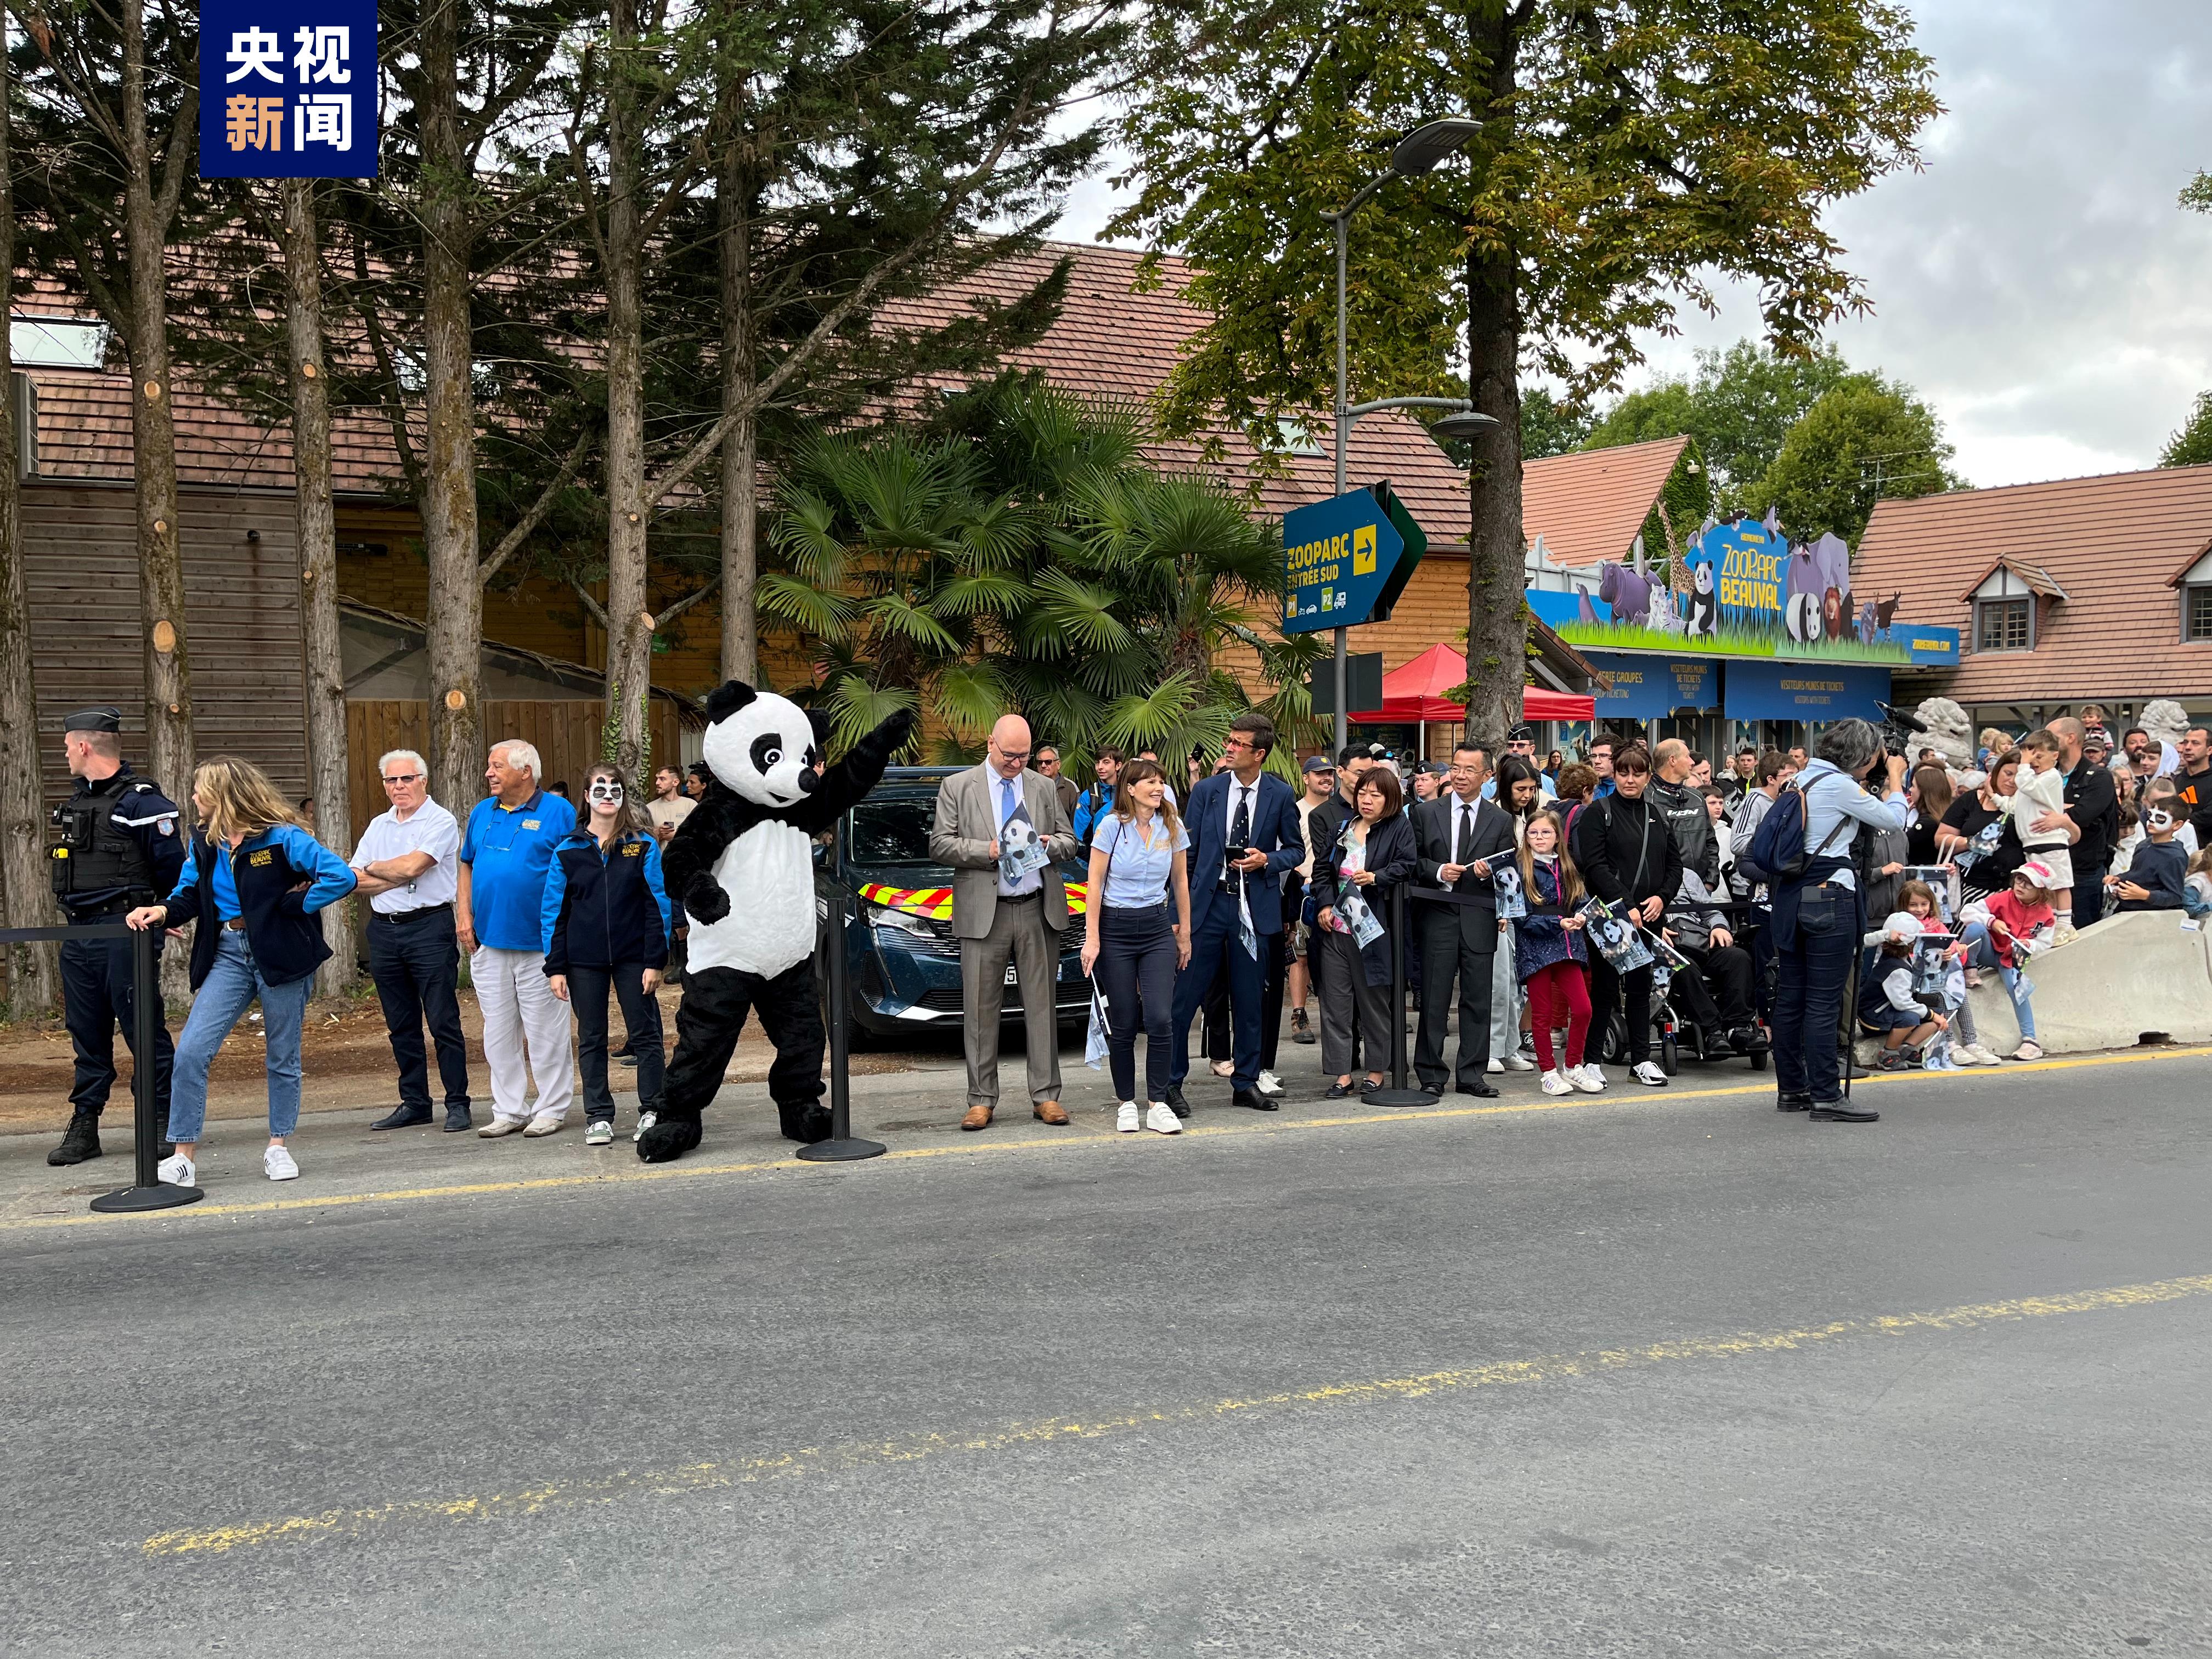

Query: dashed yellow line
[14,1041,2208,1235]
[140,1268,2212,1559]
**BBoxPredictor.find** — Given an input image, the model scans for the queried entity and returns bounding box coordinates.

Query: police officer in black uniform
[47,707,185,1166]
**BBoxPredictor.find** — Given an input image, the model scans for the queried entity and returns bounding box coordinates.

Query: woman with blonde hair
[127,755,357,1188]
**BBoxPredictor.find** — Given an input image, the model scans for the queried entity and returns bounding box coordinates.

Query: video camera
[1873,699,1926,768]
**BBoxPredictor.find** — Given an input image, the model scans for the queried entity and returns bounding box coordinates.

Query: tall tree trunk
[420,0,486,816]
[121,0,193,800]
[283,179,357,997]
[716,80,759,687]
[601,0,653,781]
[0,42,57,1015]
[1461,7,1526,755]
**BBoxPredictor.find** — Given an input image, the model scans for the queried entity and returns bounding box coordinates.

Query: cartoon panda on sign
[640,680,914,1164]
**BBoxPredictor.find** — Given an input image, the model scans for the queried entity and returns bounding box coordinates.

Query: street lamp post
[1325,117,1489,757]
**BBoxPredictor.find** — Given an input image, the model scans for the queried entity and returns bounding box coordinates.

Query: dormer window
[1966,560,2064,655]
[2178,549,2212,643]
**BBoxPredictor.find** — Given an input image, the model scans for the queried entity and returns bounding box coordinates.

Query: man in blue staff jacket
[1165,713,1305,1115]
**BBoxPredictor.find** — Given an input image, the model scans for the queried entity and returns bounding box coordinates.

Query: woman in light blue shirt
[1080,759,1192,1134]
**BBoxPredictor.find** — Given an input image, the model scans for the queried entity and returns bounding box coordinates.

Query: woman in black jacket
[1568,745,1682,1086]
[541,765,673,1147]
[1312,765,1418,1097]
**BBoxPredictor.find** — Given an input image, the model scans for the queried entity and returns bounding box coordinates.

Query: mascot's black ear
[704,680,758,723]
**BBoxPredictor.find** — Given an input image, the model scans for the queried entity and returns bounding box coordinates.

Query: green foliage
[2160,392,2212,469]
[1740,381,1965,548]
[1585,341,1858,515]
[1519,388,1594,460]
[765,376,1313,781]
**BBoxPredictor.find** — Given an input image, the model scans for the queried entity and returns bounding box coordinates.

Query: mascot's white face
[700,682,822,808]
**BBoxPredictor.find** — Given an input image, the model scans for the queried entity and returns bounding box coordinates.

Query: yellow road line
[15,1042,2208,1236]
[140,1268,2212,1559]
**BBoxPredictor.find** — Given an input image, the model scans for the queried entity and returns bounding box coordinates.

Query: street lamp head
[1390,117,1483,177]
[1430,409,1501,443]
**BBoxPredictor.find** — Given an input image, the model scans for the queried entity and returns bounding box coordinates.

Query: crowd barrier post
[1367,882,1435,1108]
[797,877,887,1163]
[35,921,201,1214]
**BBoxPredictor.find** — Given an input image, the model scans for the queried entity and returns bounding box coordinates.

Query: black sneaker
[1164,1085,1191,1119]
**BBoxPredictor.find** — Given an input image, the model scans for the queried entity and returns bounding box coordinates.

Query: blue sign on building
[1722,661,1889,722]
[1586,651,1719,720]
[200,1,380,179]
[1281,488,1404,635]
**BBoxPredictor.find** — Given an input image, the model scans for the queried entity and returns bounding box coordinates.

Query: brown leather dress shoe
[1032,1099,1070,1126]
[961,1103,994,1132]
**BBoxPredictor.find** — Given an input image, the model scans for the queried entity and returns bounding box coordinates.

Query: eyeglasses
[994,747,1030,763]
[1222,737,1255,753]
[382,774,423,786]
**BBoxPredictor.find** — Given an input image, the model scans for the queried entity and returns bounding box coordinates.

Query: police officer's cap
[63,707,122,735]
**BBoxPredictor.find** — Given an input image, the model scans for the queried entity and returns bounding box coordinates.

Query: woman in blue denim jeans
[127,757,357,1189]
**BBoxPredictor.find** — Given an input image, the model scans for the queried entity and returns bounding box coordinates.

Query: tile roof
[1520,436,1690,571]
[1854,464,2212,701]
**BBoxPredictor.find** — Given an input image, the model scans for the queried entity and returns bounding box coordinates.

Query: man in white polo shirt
[351,748,473,1132]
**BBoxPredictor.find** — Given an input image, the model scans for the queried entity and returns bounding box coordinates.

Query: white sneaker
[1539,1069,1573,1096]
[1256,1069,1284,1097]
[585,1120,614,1146]
[1568,1064,1606,1093]
[522,1114,566,1137]
[1631,1061,1669,1087]
[264,1144,300,1182]
[632,1110,658,1143]
[478,1116,527,1138]
[1968,1043,2002,1066]
[1116,1101,1140,1133]
[157,1152,197,1188]
[2052,924,2077,946]
[1486,1058,1505,1075]
[2010,1040,2044,1062]
[1501,1054,1536,1072]
[1145,1102,1181,1136]
[1949,1045,1981,1065]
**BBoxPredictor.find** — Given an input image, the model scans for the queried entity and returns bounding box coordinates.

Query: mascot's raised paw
[637,1110,703,1164]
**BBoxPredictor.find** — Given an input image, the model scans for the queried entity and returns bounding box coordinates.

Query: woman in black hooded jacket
[1568,744,1681,1085]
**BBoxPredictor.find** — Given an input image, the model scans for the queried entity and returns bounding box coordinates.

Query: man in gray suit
[930,714,1082,1131]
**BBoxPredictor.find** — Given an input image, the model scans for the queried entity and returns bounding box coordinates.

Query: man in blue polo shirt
[458,740,578,1136]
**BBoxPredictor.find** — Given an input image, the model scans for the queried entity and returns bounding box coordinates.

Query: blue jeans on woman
[1094,905,1178,1104]
[1959,921,2035,1041]
[168,929,312,1143]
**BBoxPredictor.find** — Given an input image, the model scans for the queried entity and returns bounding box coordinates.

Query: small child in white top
[2008,731,2075,935]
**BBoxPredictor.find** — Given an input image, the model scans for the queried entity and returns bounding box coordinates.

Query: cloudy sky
[1054,1,2212,489]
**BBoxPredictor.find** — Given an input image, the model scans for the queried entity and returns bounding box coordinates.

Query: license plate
[1005,964,1019,985]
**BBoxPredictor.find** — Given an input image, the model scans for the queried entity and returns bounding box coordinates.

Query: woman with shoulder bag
[1312,765,1418,1098]
[1767,720,1909,1122]
[1566,745,1681,1087]
[125,757,359,1189]
[543,764,673,1147]
[1080,759,1192,1135]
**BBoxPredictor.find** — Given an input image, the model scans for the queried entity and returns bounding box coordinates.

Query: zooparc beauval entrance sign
[1281,482,1427,634]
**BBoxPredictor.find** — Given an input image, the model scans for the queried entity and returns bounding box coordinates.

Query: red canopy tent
[1351,643,1595,739]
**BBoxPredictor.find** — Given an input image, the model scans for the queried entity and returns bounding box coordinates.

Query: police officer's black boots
[47,1111,101,1166]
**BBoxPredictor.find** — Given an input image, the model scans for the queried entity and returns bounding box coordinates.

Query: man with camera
[46,707,185,1166]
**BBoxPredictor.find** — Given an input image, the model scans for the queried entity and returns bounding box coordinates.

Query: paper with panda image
[997,797,1051,884]
[1492,864,1527,920]
[1579,898,1653,972]
[1910,934,1955,997]
[1644,927,1692,973]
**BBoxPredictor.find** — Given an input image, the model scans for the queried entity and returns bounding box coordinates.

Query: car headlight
[867,902,933,935]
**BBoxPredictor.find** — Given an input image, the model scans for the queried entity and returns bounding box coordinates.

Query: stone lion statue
[1912,696,1975,770]
[2142,698,2190,749]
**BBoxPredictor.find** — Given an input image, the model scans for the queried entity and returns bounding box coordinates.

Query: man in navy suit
[1166,713,1306,1115]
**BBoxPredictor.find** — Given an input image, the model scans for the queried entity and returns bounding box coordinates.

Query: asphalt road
[7,1051,2211,1657]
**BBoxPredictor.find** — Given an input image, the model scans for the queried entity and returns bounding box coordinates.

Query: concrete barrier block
[1962,910,2212,1056]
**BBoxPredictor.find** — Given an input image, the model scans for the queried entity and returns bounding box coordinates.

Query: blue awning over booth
[1722,661,1888,721]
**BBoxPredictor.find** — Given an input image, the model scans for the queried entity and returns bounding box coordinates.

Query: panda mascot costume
[639,680,914,1164]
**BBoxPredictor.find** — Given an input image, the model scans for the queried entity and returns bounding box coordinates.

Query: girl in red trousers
[1514,811,1604,1095]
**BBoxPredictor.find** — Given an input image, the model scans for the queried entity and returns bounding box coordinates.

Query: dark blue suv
[817,766,1090,1045]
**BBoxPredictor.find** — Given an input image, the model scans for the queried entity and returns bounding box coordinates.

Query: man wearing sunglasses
[350,748,473,1131]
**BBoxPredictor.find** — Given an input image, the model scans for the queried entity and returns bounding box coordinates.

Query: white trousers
[472,946,574,1124]
[1491,938,1520,1054]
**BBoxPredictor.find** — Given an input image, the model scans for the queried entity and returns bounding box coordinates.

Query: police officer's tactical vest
[50,772,162,901]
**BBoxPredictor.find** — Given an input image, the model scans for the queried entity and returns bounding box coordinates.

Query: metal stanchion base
[1366,1087,1436,1109]
[795,1137,887,1163]
[89,1182,206,1214]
